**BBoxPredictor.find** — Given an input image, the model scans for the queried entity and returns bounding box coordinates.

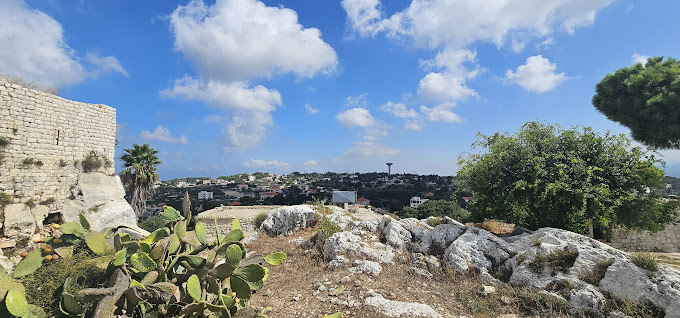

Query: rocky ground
[242,205,680,318]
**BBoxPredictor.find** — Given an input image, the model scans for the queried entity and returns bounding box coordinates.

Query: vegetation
[254,212,268,229]
[579,259,614,286]
[0,192,10,207]
[457,121,679,236]
[81,151,103,173]
[119,143,162,217]
[138,215,167,232]
[631,252,659,278]
[528,249,579,275]
[24,198,36,208]
[605,293,664,318]
[593,57,680,149]
[21,158,42,167]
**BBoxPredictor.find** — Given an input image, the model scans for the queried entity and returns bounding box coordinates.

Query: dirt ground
[244,228,573,318]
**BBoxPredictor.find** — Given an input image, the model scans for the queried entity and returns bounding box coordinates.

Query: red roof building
[357,197,370,205]
[260,192,278,199]
[229,201,242,206]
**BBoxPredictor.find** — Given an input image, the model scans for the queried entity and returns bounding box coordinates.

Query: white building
[410,196,429,209]
[198,191,214,200]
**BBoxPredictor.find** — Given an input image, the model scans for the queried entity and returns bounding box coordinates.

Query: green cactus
[182,191,191,219]
[13,250,44,279]
[85,232,111,256]
[5,289,29,317]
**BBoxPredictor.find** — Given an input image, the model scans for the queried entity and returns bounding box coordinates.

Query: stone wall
[0,78,125,240]
[609,224,680,253]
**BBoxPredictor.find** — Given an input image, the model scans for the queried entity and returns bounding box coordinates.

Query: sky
[2,0,680,179]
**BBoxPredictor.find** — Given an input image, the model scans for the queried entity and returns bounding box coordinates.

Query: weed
[579,259,614,285]
[631,252,659,278]
[475,219,507,234]
[254,212,268,229]
[81,151,103,173]
[39,197,56,206]
[58,159,68,167]
[0,136,9,147]
[12,128,18,135]
[546,279,575,298]
[0,192,10,207]
[138,215,167,232]
[532,238,542,247]
[426,217,442,227]
[25,198,36,208]
[20,252,109,316]
[518,290,569,314]
[604,292,664,318]
[22,157,43,167]
[529,249,579,275]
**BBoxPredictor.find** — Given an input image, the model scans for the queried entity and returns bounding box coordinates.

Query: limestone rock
[441,216,465,226]
[62,174,144,235]
[416,224,466,255]
[30,205,49,227]
[260,205,317,236]
[383,221,412,250]
[3,204,35,239]
[323,231,394,264]
[442,227,515,276]
[349,260,382,276]
[364,291,442,317]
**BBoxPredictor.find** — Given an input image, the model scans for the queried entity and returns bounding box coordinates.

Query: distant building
[260,192,278,199]
[202,179,211,185]
[242,192,255,198]
[236,183,248,191]
[424,192,435,197]
[306,189,318,195]
[229,201,242,206]
[198,191,214,200]
[357,197,370,206]
[332,191,356,209]
[410,196,428,209]
[461,197,473,203]
[271,185,282,193]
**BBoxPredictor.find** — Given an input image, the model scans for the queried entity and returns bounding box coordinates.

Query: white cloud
[0,0,125,89]
[380,102,418,119]
[166,0,337,151]
[203,114,224,123]
[243,159,289,168]
[139,126,189,144]
[342,0,615,50]
[336,107,375,128]
[304,103,320,114]
[162,76,281,152]
[345,93,369,107]
[632,53,649,66]
[86,53,128,77]
[304,160,318,166]
[169,0,337,81]
[340,141,400,159]
[505,55,567,93]
[420,103,462,123]
[417,72,478,103]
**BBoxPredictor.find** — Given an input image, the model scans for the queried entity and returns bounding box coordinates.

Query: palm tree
[119,143,161,217]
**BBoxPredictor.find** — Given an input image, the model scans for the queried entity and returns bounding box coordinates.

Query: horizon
[3,0,680,180]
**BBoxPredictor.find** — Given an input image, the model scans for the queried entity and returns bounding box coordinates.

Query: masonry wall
[609,224,680,253]
[0,78,116,223]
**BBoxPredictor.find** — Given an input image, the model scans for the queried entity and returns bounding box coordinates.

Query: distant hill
[664,164,680,178]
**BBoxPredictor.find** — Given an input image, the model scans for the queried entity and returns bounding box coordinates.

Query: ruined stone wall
[0,78,116,235]
[609,224,680,253]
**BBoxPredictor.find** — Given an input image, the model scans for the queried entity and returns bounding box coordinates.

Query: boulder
[383,221,412,250]
[260,205,317,236]
[349,260,382,276]
[3,204,35,239]
[364,291,442,317]
[62,174,144,235]
[29,205,49,227]
[415,224,466,255]
[442,227,515,276]
[323,231,395,265]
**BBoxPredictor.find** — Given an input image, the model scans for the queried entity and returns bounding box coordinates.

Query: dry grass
[471,220,514,235]
[246,228,576,318]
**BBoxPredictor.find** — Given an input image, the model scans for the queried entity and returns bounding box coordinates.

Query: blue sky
[3,0,680,179]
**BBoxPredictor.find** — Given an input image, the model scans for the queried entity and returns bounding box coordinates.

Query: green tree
[417,199,470,221]
[592,56,680,149]
[119,143,162,216]
[457,121,679,237]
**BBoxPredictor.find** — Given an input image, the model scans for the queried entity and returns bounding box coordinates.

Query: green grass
[254,212,268,229]
[529,249,579,275]
[426,217,442,227]
[631,252,659,278]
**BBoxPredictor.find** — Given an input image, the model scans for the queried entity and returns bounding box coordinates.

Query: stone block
[3,203,35,238]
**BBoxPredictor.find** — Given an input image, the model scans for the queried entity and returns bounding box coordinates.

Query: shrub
[0,192,10,207]
[0,136,9,147]
[21,252,108,316]
[138,215,167,232]
[631,252,659,277]
[529,249,579,275]
[254,212,268,229]
[427,217,442,227]
[605,292,664,317]
[81,151,103,173]
[58,159,68,167]
[39,197,56,206]
[579,259,614,286]
[24,198,36,208]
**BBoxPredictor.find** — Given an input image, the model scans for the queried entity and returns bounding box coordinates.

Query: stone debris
[349,260,382,276]
[364,291,442,318]
[260,205,317,236]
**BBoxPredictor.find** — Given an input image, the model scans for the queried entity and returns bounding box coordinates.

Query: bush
[0,192,10,207]
[22,158,43,167]
[631,252,659,277]
[426,217,442,227]
[81,151,103,173]
[529,249,579,275]
[254,212,268,229]
[0,136,9,147]
[138,215,167,232]
[21,252,108,316]
[24,198,36,208]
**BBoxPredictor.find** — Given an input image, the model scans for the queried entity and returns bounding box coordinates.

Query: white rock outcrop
[364,291,442,318]
[260,205,317,236]
[3,204,35,239]
[62,173,144,235]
